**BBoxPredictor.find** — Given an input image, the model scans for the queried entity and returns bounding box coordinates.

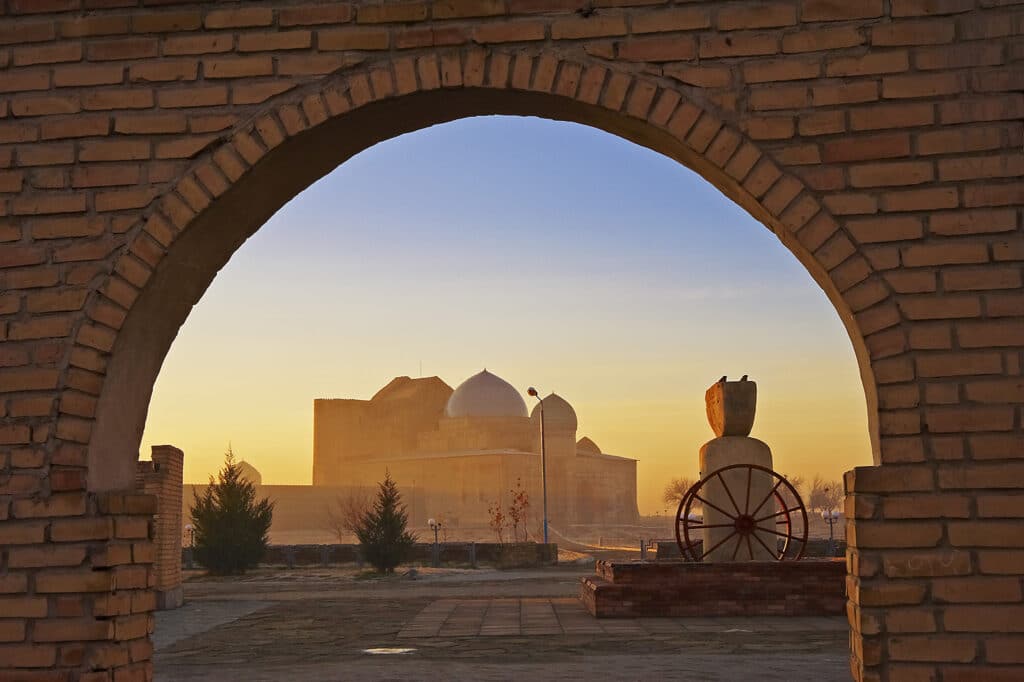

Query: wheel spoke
[745,534,755,560]
[748,478,785,518]
[700,531,739,560]
[744,466,752,515]
[731,533,744,560]
[750,529,777,558]
[753,525,805,541]
[754,506,804,524]
[693,494,738,520]
[717,472,743,516]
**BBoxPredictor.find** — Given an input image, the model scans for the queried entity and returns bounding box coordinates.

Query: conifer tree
[355,471,416,574]
[190,447,274,575]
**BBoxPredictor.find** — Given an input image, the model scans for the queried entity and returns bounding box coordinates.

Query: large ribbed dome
[445,370,528,418]
[530,393,578,431]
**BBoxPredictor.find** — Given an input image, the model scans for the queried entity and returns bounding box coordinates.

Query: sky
[140,115,871,515]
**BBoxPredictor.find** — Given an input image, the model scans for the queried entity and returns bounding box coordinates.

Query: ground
[154,565,849,681]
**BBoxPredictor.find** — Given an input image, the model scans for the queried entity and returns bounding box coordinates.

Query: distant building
[235,460,262,486]
[312,370,639,528]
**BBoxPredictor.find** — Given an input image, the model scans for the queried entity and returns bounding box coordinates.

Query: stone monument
[698,376,776,561]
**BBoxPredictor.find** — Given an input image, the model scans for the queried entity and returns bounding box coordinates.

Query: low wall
[654,538,846,560]
[183,542,558,569]
[581,559,846,618]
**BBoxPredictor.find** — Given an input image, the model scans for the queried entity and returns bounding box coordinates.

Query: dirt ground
[155,566,851,681]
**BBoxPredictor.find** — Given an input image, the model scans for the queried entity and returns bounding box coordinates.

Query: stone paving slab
[397,598,848,639]
[153,600,271,651]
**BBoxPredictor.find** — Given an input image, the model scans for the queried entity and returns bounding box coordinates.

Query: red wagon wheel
[674,464,808,562]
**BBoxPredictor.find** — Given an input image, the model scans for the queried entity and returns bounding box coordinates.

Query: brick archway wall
[0,3,1020,681]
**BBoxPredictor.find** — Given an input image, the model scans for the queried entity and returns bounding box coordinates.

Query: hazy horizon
[140,115,871,515]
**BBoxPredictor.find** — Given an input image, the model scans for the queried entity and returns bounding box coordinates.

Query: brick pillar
[846,464,1024,681]
[136,445,184,610]
[0,491,157,681]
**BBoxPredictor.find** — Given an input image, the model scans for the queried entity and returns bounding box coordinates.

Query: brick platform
[581,559,846,618]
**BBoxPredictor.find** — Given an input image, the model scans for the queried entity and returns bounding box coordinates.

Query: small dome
[445,369,528,418]
[530,393,577,431]
[236,460,262,486]
[576,436,601,454]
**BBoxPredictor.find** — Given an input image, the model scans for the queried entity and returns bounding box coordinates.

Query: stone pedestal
[699,437,775,561]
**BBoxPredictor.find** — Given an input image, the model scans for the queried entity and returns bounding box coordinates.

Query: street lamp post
[526,387,549,545]
[428,518,442,568]
[821,509,840,556]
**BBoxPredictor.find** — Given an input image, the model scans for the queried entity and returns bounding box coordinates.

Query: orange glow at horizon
[145,363,869,516]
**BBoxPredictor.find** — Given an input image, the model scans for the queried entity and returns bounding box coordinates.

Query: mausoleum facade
[313,370,639,528]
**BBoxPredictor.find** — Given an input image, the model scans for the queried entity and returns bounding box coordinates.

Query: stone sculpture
[698,376,775,562]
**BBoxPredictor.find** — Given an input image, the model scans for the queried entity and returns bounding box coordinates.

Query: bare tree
[824,480,844,511]
[507,479,531,543]
[325,488,373,543]
[808,475,843,512]
[787,474,806,500]
[487,498,507,545]
[662,477,696,507]
[778,473,806,509]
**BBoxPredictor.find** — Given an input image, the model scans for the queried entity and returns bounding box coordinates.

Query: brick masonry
[135,445,183,611]
[580,558,847,617]
[0,1,1020,680]
[0,492,156,681]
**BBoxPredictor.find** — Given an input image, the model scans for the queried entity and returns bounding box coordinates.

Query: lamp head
[428,518,436,528]
[527,387,538,398]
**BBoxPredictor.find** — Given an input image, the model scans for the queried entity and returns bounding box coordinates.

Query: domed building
[235,460,262,486]
[445,369,528,418]
[312,370,638,528]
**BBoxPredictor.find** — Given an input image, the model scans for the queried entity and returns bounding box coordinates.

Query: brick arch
[85,48,890,492]
[1,3,1022,681]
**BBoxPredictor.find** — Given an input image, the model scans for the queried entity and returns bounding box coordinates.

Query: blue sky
[142,115,870,513]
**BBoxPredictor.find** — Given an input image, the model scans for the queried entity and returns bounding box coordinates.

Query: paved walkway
[152,599,269,651]
[153,568,851,681]
[396,597,848,639]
